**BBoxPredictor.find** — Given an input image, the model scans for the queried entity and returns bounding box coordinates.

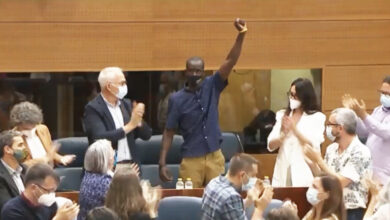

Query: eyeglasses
[377,89,390,96]
[35,184,56,194]
[326,122,340,127]
[287,91,298,99]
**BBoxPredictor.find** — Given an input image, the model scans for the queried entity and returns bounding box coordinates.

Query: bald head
[186,56,204,70]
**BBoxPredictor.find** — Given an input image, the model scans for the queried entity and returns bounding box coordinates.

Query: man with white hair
[83,67,152,172]
[304,108,372,220]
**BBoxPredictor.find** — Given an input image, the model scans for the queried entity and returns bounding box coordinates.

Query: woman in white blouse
[267,78,325,187]
[10,101,75,167]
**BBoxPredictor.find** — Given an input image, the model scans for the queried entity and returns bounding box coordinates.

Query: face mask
[326,126,336,142]
[13,148,27,162]
[115,84,128,99]
[289,98,301,110]
[306,187,320,206]
[380,94,390,108]
[38,192,56,207]
[187,75,202,87]
[20,127,37,137]
[242,177,257,191]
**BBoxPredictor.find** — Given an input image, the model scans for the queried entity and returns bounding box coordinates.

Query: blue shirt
[201,175,246,220]
[166,72,227,157]
[78,171,112,220]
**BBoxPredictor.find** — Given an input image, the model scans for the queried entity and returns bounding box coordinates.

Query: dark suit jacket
[83,94,152,164]
[0,161,26,213]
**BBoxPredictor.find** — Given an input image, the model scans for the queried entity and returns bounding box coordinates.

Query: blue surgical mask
[306,187,320,206]
[242,177,257,191]
[380,94,390,108]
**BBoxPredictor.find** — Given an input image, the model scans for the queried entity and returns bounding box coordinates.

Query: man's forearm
[219,32,246,78]
[159,130,174,166]
[226,33,246,66]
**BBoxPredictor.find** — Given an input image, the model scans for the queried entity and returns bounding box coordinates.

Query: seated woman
[78,139,115,220]
[267,78,325,187]
[105,169,161,220]
[10,101,75,166]
[303,175,346,220]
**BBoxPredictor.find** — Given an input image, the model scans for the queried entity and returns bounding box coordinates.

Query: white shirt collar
[1,159,22,176]
[101,93,120,108]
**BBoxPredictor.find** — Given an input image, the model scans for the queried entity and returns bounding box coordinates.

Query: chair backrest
[158,196,202,220]
[138,132,243,188]
[136,135,183,164]
[55,167,83,191]
[55,137,89,167]
[220,132,243,162]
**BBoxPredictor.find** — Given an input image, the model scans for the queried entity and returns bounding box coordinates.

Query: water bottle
[185,178,193,189]
[263,176,271,186]
[176,178,184,189]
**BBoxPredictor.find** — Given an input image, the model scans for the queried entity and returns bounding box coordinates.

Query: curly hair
[9,101,43,126]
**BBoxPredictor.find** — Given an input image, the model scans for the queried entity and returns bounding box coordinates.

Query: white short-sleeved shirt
[325,136,372,209]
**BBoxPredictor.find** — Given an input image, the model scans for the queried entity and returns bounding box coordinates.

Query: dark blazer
[83,94,152,164]
[0,161,26,213]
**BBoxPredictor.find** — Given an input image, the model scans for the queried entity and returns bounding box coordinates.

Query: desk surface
[57,187,310,218]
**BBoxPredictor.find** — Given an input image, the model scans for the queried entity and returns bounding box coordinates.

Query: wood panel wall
[322,65,390,113]
[1,0,390,72]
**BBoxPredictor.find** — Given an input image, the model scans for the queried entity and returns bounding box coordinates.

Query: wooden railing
[56,187,310,218]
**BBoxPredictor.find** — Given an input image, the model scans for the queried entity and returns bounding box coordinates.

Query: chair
[137,134,183,188]
[55,167,83,191]
[137,132,243,188]
[157,196,202,220]
[55,137,89,167]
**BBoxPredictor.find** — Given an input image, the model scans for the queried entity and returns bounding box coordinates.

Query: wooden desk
[56,187,310,218]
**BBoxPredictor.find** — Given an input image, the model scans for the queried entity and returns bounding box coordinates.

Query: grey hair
[98,67,123,89]
[10,101,43,126]
[84,139,114,174]
[331,108,357,135]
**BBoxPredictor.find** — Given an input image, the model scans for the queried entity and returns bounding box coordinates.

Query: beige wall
[270,69,314,112]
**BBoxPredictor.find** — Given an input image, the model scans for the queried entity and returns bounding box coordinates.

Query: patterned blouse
[325,137,372,209]
[77,171,112,220]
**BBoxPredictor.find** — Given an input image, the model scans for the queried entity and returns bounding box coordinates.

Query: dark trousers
[347,208,365,220]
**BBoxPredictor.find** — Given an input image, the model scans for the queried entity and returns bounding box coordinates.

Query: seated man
[201,153,273,220]
[1,163,79,220]
[304,108,372,220]
[0,130,28,212]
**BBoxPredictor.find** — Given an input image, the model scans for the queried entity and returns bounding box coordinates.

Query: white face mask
[306,187,320,206]
[326,126,336,142]
[289,98,301,110]
[38,192,56,207]
[20,127,37,137]
[380,94,390,108]
[115,85,128,99]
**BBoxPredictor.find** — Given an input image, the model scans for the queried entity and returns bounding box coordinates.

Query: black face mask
[187,75,202,87]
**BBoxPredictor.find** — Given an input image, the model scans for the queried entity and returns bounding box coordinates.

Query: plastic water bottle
[185,178,193,189]
[176,178,184,189]
[263,176,271,186]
